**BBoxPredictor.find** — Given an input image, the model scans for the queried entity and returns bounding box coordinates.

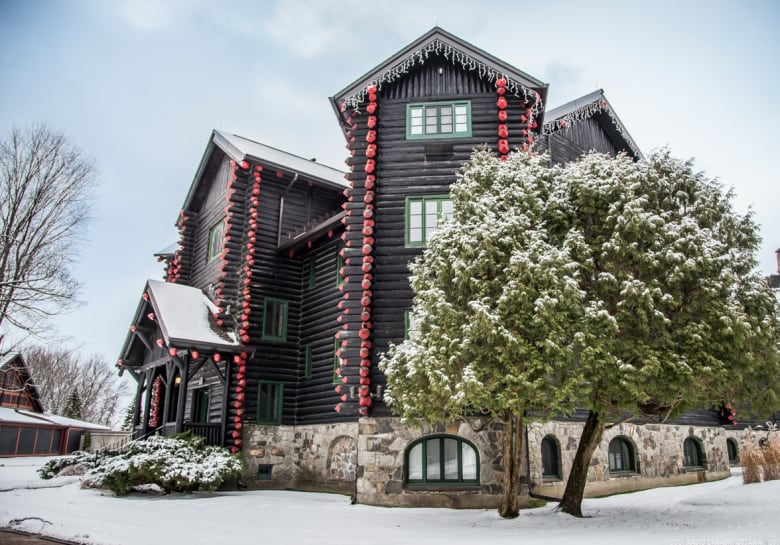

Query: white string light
[341,39,544,115]
[541,99,641,158]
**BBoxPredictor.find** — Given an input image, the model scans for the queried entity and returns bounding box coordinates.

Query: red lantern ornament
[498,110,508,122]
[366,103,377,114]
[367,116,377,129]
[496,77,507,88]
[498,124,509,139]
[497,96,508,110]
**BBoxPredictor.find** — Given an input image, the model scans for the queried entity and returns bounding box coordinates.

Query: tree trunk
[498,412,524,518]
[558,409,605,517]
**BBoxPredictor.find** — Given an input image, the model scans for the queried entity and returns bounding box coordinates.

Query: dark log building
[117,28,764,506]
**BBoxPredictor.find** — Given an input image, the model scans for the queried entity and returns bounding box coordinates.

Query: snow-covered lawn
[1,457,779,545]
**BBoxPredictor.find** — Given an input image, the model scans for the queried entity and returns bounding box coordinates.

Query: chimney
[776,248,780,274]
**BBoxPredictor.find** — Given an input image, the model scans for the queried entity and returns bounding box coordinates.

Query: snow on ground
[1,457,779,545]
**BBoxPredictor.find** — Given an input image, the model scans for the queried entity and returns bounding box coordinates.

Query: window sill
[608,471,639,478]
[404,483,481,492]
[683,466,706,473]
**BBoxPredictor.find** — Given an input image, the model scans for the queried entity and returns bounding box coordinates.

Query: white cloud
[119,0,174,31]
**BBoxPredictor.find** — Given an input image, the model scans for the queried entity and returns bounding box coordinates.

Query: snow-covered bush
[40,434,244,496]
[38,450,97,479]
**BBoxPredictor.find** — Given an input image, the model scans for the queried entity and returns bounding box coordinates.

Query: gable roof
[0,352,44,413]
[118,280,244,366]
[542,89,642,159]
[183,130,347,211]
[330,27,548,122]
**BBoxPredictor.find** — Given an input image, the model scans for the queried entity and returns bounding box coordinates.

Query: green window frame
[262,297,288,342]
[541,435,561,480]
[207,218,225,262]
[332,337,341,384]
[406,101,471,140]
[405,195,453,247]
[336,245,345,287]
[303,343,313,380]
[683,437,705,469]
[405,434,480,486]
[608,436,636,473]
[256,380,283,425]
[308,257,317,289]
[191,388,210,423]
[726,438,739,464]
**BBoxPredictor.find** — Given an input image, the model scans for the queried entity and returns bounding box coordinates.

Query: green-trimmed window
[727,438,739,464]
[332,337,341,384]
[303,343,313,380]
[406,195,453,247]
[683,437,705,469]
[405,435,479,485]
[407,101,471,140]
[262,297,288,342]
[541,435,561,480]
[256,381,283,425]
[336,245,345,287]
[308,257,317,289]
[191,388,210,423]
[608,436,636,473]
[207,218,225,262]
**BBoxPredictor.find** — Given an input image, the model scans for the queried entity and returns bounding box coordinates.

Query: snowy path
[0,458,778,545]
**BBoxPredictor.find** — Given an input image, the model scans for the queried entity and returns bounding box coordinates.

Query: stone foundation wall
[527,420,733,499]
[243,417,744,507]
[356,417,526,508]
[243,422,359,495]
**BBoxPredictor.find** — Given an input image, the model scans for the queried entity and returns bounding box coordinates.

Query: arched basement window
[683,437,706,469]
[726,438,739,464]
[608,436,636,473]
[405,435,479,485]
[541,435,561,479]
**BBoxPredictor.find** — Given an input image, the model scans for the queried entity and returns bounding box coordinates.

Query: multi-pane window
[683,437,705,469]
[608,436,636,472]
[541,435,561,479]
[407,101,471,139]
[406,195,453,247]
[207,219,225,262]
[405,435,479,485]
[256,381,283,425]
[262,297,288,342]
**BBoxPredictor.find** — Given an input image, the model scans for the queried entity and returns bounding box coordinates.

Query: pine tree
[121,401,135,432]
[63,389,83,420]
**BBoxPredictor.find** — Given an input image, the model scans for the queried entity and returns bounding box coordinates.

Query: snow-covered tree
[63,388,83,420]
[381,148,780,519]
[552,150,780,517]
[381,150,586,518]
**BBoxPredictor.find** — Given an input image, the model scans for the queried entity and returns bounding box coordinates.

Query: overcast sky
[1,0,778,371]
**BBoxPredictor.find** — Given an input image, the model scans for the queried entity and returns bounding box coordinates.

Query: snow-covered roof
[146,279,241,350]
[0,407,109,430]
[153,242,179,258]
[214,131,346,190]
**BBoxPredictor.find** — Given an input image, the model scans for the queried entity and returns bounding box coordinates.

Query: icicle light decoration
[542,98,642,158]
[340,39,543,115]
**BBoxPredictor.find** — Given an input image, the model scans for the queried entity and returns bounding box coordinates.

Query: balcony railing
[183,423,223,446]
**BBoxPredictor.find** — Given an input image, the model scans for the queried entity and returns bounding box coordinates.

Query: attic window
[207,218,224,263]
[407,101,471,140]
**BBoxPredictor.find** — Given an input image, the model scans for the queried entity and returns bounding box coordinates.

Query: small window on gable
[207,219,224,262]
[407,101,471,140]
[191,388,210,423]
[406,195,453,247]
[608,436,636,473]
[683,437,706,469]
[541,435,561,480]
[257,381,283,425]
[405,435,479,486]
[262,297,288,342]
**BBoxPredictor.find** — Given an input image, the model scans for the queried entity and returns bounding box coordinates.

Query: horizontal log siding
[545,116,621,165]
[238,173,344,427]
[362,61,534,416]
[296,238,344,423]
[188,156,232,292]
[185,359,228,424]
